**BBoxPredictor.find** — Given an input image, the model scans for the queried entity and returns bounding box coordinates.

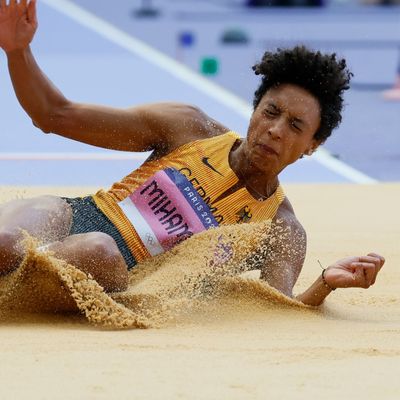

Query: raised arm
[0,0,226,153]
[259,203,385,306]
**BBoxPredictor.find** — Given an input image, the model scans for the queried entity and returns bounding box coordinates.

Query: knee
[0,229,19,247]
[81,232,124,263]
[0,230,24,274]
[71,232,129,292]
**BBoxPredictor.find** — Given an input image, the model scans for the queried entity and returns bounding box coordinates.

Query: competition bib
[118,168,219,256]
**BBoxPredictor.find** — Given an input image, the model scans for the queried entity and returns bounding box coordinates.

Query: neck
[230,140,279,200]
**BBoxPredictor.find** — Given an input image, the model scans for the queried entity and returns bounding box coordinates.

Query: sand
[0,184,399,399]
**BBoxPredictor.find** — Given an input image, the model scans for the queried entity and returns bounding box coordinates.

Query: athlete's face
[246,84,322,175]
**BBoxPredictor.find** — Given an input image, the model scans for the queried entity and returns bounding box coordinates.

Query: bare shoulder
[274,197,306,242]
[272,197,307,263]
[138,102,230,156]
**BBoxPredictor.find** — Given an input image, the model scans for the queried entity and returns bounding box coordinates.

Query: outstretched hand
[0,0,37,53]
[324,253,385,290]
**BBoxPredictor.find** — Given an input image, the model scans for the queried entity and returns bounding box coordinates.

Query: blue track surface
[1,0,398,186]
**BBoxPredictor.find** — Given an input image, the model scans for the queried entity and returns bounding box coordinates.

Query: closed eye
[264,109,278,117]
[291,121,302,132]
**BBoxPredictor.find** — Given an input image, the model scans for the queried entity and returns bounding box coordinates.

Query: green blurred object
[220,28,250,44]
[200,57,219,75]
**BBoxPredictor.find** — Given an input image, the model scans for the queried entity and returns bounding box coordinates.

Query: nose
[268,118,285,140]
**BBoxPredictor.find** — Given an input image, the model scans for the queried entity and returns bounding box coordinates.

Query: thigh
[0,195,72,242]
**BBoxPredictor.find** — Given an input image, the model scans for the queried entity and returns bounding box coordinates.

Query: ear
[305,138,323,156]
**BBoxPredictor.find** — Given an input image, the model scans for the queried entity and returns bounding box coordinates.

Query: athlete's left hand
[324,253,385,290]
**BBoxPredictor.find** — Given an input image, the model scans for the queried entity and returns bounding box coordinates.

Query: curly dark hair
[252,46,352,142]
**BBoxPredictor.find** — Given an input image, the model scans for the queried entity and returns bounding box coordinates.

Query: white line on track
[41,0,377,184]
[313,149,377,184]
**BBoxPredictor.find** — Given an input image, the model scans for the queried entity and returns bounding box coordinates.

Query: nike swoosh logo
[202,157,223,176]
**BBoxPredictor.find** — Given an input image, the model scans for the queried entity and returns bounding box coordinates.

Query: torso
[92,132,286,263]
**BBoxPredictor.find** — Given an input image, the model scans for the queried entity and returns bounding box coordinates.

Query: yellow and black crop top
[92,131,285,263]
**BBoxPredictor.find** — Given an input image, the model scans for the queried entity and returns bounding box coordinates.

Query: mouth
[256,143,279,156]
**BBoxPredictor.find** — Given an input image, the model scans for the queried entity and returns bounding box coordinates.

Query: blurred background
[0,0,399,186]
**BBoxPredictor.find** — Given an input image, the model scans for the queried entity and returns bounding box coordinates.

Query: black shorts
[62,196,137,269]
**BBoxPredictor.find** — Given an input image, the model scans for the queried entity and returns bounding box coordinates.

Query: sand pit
[0,184,399,399]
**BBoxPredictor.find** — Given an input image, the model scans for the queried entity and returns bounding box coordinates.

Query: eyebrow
[268,102,307,125]
[267,100,309,127]
[267,102,279,111]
